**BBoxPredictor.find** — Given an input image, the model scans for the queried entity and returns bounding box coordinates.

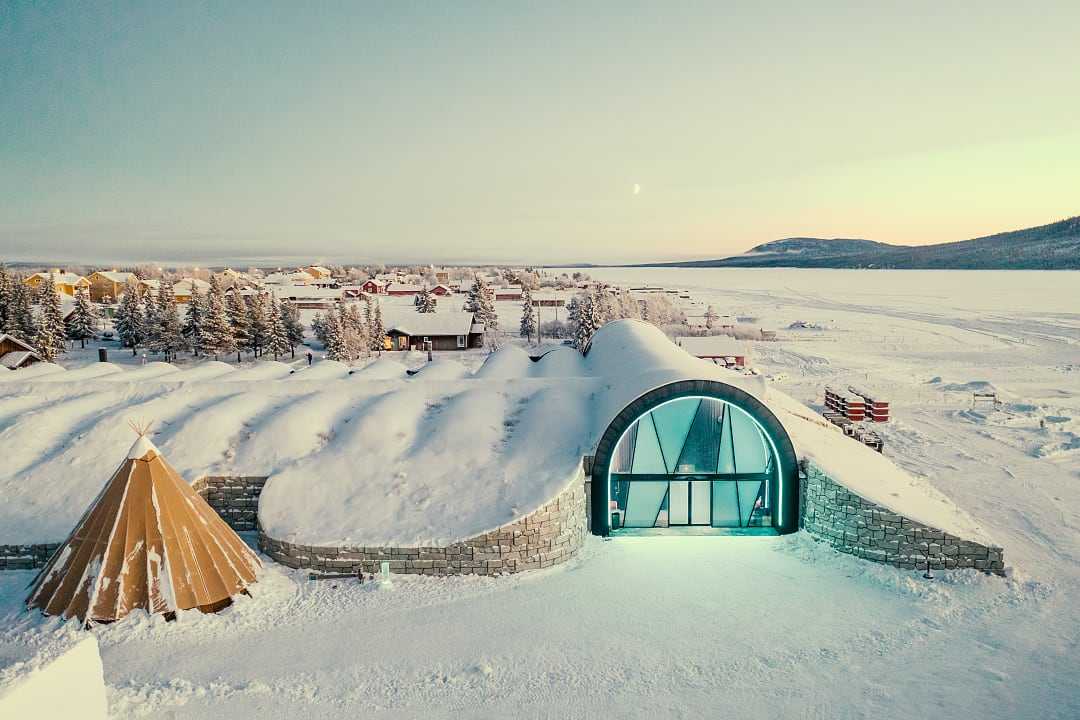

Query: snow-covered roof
[675,336,749,357]
[28,271,87,285]
[0,350,40,369]
[386,283,423,293]
[90,271,136,284]
[386,311,476,337]
[173,278,210,294]
[0,320,994,550]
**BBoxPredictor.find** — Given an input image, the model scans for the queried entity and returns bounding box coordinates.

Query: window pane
[717,407,736,474]
[631,414,667,474]
[737,480,764,526]
[731,407,768,473]
[669,480,689,524]
[651,398,699,473]
[624,481,669,527]
[677,398,723,473]
[711,481,740,527]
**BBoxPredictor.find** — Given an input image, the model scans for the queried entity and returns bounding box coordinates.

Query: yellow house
[87,270,137,303]
[24,270,91,297]
[305,266,332,280]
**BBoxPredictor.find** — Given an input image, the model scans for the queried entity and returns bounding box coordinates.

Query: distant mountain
[647,216,1080,270]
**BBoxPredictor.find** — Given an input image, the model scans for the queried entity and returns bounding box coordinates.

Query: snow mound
[31,362,122,382]
[0,363,66,382]
[408,358,469,381]
[474,345,532,379]
[173,361,236,381]
[100,362,179,382]
[351,357,407,379]
[289,360,348,380]
[532,346,586,377]
[220,361,292,382]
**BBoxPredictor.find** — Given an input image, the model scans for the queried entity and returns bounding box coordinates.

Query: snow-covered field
[1,268,1078,719]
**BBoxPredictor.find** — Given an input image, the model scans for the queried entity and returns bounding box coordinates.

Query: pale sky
[2,1,1078,264]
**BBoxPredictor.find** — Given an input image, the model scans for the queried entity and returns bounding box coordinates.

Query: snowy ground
[2,268,1078,718]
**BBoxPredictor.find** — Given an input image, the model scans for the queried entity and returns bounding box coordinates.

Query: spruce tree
[246,292,270,357]
[267,297,292,359]
[114,280,146,355]
[415,287,436,313]
[470,276,497,344]
[226,291,249,362]
[151,281,184,361]
[34,277,67,361]
[310,312,327,347]
[9,277,37,343]
[369,298,384,351]
[323,306,349,362]
[281,300,304,357]
[66,287,98,348]
[203,276,237,360]
[182,289,207,356]
[519,286,537,343]
[0,266,12,336]
[143,282,162,350]
[573,290,603,353]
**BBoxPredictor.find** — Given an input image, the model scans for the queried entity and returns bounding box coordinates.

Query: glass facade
[608,396,777,531]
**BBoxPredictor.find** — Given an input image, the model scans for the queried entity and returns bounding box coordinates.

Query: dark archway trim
[590,379,800,535]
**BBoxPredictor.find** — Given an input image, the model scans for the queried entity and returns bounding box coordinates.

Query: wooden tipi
[26,430,261,624]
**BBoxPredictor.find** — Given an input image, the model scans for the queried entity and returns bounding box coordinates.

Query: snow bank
[351,357,408,379]
[408,357,469,381]
[288,359,348,380]
[220,361,293,382]
[474,345,533,379]
[532,346,587,377]
[0,631,108,720]
[0,362,65,382]
[30,361,122,382]
[172,360,237,381]
[99,361,179,382]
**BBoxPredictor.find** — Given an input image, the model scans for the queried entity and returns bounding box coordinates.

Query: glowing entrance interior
[607,396,779,533]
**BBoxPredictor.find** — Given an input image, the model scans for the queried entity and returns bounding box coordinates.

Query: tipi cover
[26,433,261,624]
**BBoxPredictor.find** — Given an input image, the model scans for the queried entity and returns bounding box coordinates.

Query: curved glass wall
[607,396,778,532]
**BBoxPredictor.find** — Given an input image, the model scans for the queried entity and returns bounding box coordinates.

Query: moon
[633,183,641,195]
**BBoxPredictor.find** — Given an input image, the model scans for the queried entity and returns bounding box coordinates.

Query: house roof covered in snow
[0,320,995,550]
[385,311,477,337]
[675,336,749,358]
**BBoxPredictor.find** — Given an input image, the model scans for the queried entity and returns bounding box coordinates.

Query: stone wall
[800,461,1005,575]
[191,476,267,532]
[259,473,588,577]
[0,543,60,571]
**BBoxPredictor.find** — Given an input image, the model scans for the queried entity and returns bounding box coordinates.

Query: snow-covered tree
[0,267,12,337]
[203,276,237,360]
[365,297,385,351]
[280,300,304,357]
[182,289,207,356]
[342,302,369,360]
[414,287,437,313]
[267,297,293,359]
[572,289,605,353]
[143,283,162,348]
[226,291,250,361]
[311,312,327,347]
[322,306,350,362]
[113,279,147,354]
[466,276,497,341]
[66,287,98,348]
[34,277,67,361]
[150,281,184,361]
[6,276,37,343]
[519,286,537,343]
[704,305,718,330]
[246,292,270,357]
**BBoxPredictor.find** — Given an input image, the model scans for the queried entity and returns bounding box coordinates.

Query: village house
[24,270,91,297]
[385,312,484,351]
[304,266,332,280]
[493,287,523,302]
[87,270,137,303]
[172,278,211,303]
[385,283,423,296]
[0,334,43,370]
[431,284,453,296]
[360,279,387,295]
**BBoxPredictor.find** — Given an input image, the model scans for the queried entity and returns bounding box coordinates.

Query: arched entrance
[591,380,799,535]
